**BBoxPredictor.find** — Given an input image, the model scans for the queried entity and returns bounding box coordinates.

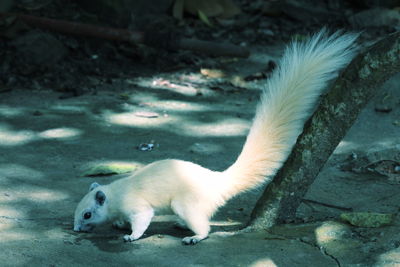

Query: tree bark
[249,32,400,229]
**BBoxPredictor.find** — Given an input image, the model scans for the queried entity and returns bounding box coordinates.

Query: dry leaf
[200,68,226,78]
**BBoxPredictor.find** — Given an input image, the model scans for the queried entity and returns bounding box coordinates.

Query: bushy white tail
[221,29,359,199]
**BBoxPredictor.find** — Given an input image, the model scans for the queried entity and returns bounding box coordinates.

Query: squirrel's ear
[95,190,106,206]
[89,182,100,191]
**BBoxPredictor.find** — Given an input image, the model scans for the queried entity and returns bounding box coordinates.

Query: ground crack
[262,229,342,267]
[299,238,341,267]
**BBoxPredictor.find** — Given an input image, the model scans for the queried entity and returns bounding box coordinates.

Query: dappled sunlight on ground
[0,70,398,265]
[102,109,175,128]
[103,108,249,138]
[376,248,400,265]
[38,127,82,140]
[0,206,24,218]
[315,221,349,244]
[132,74,208,97]
[0,105,27,117]
[22,189,69,202]
[249,258,277,267]
[143,99,212,112]
[1,187,69,204]
[0,123,82,146]
[0,230,35,242]
[181,118,249,137]
[336,139,400,155]
[0,163,44,181]
[0,124,36,146]
[49,103,88,115]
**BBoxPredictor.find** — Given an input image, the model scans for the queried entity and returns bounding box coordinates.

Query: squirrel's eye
[83,212,91,220]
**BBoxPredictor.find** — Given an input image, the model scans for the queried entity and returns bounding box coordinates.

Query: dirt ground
[1,1,400,266]
[1,66,399,267]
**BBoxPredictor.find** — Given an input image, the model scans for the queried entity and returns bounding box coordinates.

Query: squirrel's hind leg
[171,199,210,245]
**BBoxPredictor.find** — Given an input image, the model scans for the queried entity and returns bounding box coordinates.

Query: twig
[302,199,353,211]
[0,12,250,58]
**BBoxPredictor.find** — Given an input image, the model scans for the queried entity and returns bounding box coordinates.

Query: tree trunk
[249,32,400,229]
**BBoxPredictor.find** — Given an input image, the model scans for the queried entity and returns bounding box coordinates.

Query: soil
[1,1,400,266]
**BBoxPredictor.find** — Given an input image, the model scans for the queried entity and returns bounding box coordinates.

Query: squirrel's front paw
[123,234,138,242]
[182,234,208,245]
[182,236,200,245]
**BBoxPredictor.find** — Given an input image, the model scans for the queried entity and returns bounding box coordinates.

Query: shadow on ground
[0,68,399,266]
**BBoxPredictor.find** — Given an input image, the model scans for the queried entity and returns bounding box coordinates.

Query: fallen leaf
[200,68,225,78]
[340,212,394,228]
[198,9,213,27]
[82,163,137,177]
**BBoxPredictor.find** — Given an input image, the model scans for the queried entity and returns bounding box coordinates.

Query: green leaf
[198,9,213,27]
[82,163,137,177]
[340,212,394,228]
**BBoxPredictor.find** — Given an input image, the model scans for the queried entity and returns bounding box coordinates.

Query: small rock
[138,143,155,151]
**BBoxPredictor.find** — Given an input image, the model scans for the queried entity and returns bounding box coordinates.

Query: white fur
[74,30,359,245]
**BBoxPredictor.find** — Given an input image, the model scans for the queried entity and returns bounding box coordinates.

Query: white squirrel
[74,30,358,245]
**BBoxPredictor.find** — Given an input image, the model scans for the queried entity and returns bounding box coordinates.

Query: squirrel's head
[73,182,108,232]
